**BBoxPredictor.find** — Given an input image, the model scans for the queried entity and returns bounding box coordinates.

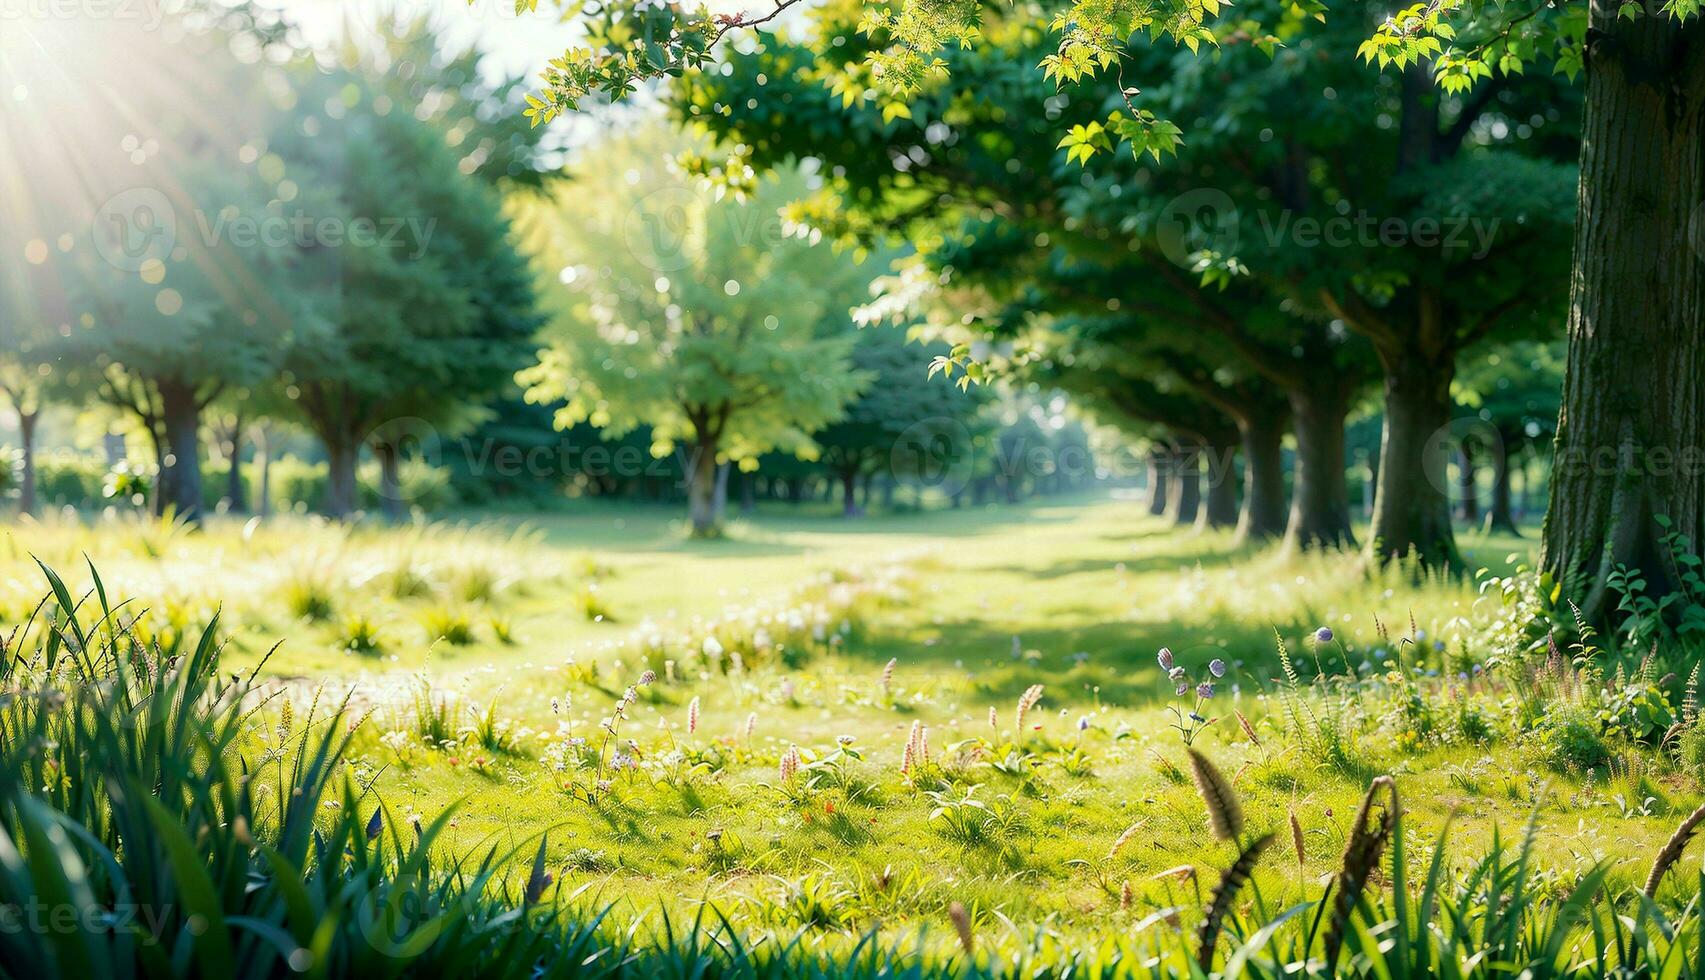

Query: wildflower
[1077,715,1090,732]
[1157,647,1174,670]
[949,901,973,954]
[1108,820,1142,858]
[1168,666,1187,682]
[743,711,757,742]
[1208,658,1226,678]
[837,734,855,746]
[1015,684,1045,732]
[881,657,897,697]
[779,744,801,782]
[1197,681,1214,699]
[1315,626,1334,643]
[988,706,998,729]
[902,719,923,774]
[637,669,657,686]
[1175,682,1190,696]
[702,636,724,659]
[686,696,699,735]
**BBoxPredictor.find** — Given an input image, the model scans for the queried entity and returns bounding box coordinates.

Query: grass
[1,491,1700,970]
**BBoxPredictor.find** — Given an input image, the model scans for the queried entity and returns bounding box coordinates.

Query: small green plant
[466,692,523,755]
[1525,700,1612,773]
[455,563,503,603]
[386,563,436,600]
[1608,515,1705,646]
[574,583,612,622]
[422,607,475,645]
[339,613,383,654]
[283,576,336,622]
[410,677,461,749]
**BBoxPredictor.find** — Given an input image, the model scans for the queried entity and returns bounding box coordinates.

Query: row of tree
[1,11,542,522]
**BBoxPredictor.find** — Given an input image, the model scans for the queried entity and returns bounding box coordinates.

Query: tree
[511,0,1701,593]
[1,8,302,522]
[1538,3,1705,619]
[814,330,988,516]
[514,128,874,536]
[681,0,1576,569]
[1456,341,1564,536]
[266,65,540,520]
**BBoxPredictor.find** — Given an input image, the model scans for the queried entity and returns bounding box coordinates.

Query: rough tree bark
[1542,1,1705,621]
[1284,385,1358,551]
[1368,343,1460,568]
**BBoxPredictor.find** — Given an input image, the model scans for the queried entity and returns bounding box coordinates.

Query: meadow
[3,494,1701,976]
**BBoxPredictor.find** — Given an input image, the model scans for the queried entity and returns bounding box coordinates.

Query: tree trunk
[1458,442,1479,523]
[1368,348,1460,568]
[1198,446,1240,533]
[687,438,722,537]
[1541,1,1705,621]
[373,440,404,522]
[1487,438,1519,535]
[1143,449,1168,516]
[257,430,273,518]
[840,467,862,517]
[154,379,203,523]
[323,438,360,519]
[1283,385,1357,551]
[1236,414,1287,543]
[740,471,756,514]
[1165,447,1201,526]
[16,410,37,517]
[224,421,247,513]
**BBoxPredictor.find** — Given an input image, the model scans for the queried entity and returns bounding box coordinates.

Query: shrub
[1525,701,1612,773]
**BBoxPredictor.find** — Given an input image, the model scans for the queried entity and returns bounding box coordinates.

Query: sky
[264,0,585,81]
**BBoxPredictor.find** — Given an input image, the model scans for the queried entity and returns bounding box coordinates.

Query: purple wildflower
[1168,666,1187,682]
[1157,647,1175,671]
[1196,681,1214,699]
[1208,658,1226,678]
[1314,626,1334,643]
[1175,682,1190,697]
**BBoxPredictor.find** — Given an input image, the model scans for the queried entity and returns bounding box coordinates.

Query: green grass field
[1,493,1698,951]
